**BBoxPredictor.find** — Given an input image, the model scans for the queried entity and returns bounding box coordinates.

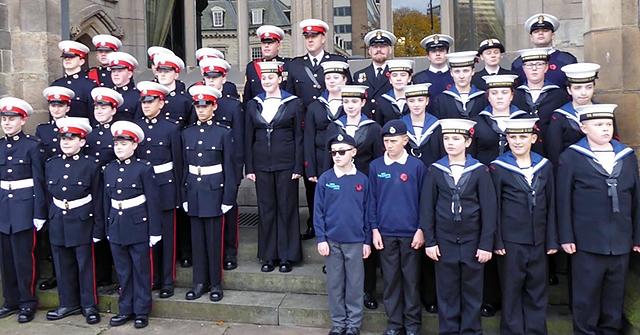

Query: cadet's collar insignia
[123,85,128,91]
[50,120,56,125]
[124,158,131,164]
[73,154,79,160]
[170,92,176,97]
[207,120,213,125]
[12,135,19,141]
[434,35,439,43]
[538,15,545,24]
[197,120,202,126]
[73,74,79,79]
[390,127,396,134]
[152,118,158,124]
[106,66,111,71]
[358,72,367,83]
[376,31,382,39]
[337,134,344,141]
[104,123,110,129]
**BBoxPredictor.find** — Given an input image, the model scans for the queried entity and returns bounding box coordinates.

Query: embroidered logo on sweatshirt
[377,172,391,179]
[326,182,341,190]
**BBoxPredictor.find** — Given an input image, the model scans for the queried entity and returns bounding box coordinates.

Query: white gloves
[33,219,45,231]
[182,202,188,212]
[221,204,233,214]
[92,238,101,243]
[107,236,110,241]
[149,235,162,247]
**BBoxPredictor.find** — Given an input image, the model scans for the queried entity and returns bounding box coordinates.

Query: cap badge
[265,32,270,37]
[433,35,439,43]
[198,94,204,99]
[488,40,494,46]
[376,31,382,39]
[97,95,103,100]
[100,42,106,46]
[62,126,69,132]
[116,130,123,135]
[114,60,119,64]
[337,134,344,141]
[64,48,70,52]
[306,26,312,31]
[54,94,60,99]
[142,90,148,94]
[390,127,396,134]
[538,15,545,23]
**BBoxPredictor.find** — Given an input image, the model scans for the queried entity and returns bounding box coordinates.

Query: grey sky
[391,0,441,11]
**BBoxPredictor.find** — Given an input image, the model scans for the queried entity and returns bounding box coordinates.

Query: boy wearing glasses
[512,48,568,154]
[315,133,371,335]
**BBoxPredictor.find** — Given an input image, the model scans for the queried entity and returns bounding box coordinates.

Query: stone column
[2,0,62,132]
[237,0,249,69]
[379,0,392,32]
[184,0,196,68]
[290,0,326,57]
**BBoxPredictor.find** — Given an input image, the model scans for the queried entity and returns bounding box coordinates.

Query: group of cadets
[0,11,637,335]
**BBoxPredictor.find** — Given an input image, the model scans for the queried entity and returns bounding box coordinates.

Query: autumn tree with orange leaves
[393,8,441,57]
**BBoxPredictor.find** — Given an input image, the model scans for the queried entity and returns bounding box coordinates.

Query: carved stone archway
[69,5,124,42]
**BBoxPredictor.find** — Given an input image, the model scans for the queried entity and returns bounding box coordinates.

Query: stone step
[35,287,573,334]
[235,225,325,264]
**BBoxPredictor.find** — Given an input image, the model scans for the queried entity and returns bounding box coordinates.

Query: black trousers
[0,229,38,309]
[364,249,379,294]
[303,176,316,228]
[420,252,437,307]
[482,257,501,307]
[379,236,422,332]
[497,242,548,335]
[152,209,176,287]
[223,187,239,258]
[571,250,629,335]
[110,241,152,315]
[176,207,191,260]
[255,169,302,261]
[94,239,113,284]
[435,239,484,335]
[52,243,97,308]
[190,216,223,286]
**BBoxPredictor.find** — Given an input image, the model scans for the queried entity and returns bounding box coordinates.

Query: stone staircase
[35,207,574,334]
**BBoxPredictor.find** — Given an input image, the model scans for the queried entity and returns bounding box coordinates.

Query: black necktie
[376,67,383,80]
[313,58,318,68]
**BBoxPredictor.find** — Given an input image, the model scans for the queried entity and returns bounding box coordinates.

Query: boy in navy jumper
[315,133,371,335]
[421,118,497,335]
[369,120,426,335]
[557,104,640,335]
[489,118,558,335]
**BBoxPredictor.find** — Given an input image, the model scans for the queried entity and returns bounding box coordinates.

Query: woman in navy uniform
[375,59,414,126]
[134,81,182,299]
[245,61,304,273]
[432,51,487,120]
[0,97,46,323]
[471,39,518,91]
[44,117,103,325]
[104,121,162,329]
[199,57,245,271]
[107,51,142,121]
[305,61,349,183]
[181,86,236,302]
[557,105,640,335]
[489,118,558,334]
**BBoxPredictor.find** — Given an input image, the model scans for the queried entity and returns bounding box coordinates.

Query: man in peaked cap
[191,47,239,99]
[107,51,142,121]
[511,13,577,89]
[144,53,195,127]
[243,25,290,111]
[51,40,99,124]
[413,34,456,114]
[88,34,122,88]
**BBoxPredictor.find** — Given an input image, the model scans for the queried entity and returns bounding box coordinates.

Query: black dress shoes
[301,227,315,240]
[549,273,559,286]
[46,306,82,320]
[426,304,438,314]
[363,292,378,309]
[279,260,292,273]
[261,260,277,272]
[159,285,174,299]
[481,303,496,317]
[223,256,238,270]
[210,285,224,302]
[181,258,192,268]
[110,313,134,326]
[328,326,346,335]
[39,277,57,290]
[18,307,36,323]
[134,314,149,329]
[185,283,209,300]
[0,306,19,319]
[322,265,327,274]
[83,307,100,324]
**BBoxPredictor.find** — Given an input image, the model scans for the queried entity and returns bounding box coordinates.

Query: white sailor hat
[43,86,75,104]
[147,46,175,61]
[525,13,560,33]
[106,52,138,71]
[92,34,122,51]
[189,86,222,106]
[385,59,414,73]
[111,120,145,143]
[561,63,601,84]
[257,61,284,74]
[503,118,539,134]
[576,104,617,122]
[299,19,329,35]
[477,38,505,55]
[0,97,33,117]
[517,48,551,62]
[402,83,432,98]
[420,34,454,51]
[56,117,92,138]
[153,53,185,73]
[199,58,231,77]
[59,40,90,58]
[321,61,349,75]
[195,47,225,61]
[364,29,397,47]
[256,25,285,42]
[339,85,368,99]
[137,81,170,102]
[445,51,478,68]
[439,118,477,136]
[482,74,518,89]
[91,87,124,108]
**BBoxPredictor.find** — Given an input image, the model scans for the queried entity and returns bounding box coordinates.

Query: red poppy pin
[400,173,408,182]
[549,64,557,70]
[356,184,363,192]
[446,84,452,90]
[304,161,309,167]
[469,127,475,136]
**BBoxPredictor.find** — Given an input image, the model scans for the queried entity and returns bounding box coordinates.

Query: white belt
[111,194,147,210]
[153,161,174,174]
[188,164,222,176]
[53,194,92,210]
[0,178,34,190]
